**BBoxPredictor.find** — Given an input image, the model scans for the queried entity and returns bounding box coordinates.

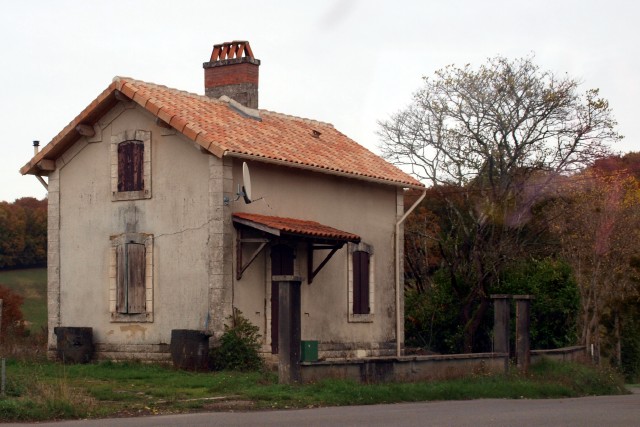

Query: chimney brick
[203,41,260,109]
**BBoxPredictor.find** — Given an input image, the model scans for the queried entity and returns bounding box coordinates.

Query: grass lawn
[0,268,47,333]
[0,358,629,422]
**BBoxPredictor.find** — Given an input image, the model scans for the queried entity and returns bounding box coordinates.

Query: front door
[270,244,294,353]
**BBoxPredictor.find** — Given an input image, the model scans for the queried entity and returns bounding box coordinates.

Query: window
[111,130,151,201]
[348,242,374,322]
[352,250,370,314]
[117,141,144,192]
[110,233,153,322]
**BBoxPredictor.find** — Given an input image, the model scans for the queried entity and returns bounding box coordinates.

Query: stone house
[20,41,424,361]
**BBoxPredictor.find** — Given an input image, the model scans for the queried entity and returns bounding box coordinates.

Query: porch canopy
[232,212,360,283]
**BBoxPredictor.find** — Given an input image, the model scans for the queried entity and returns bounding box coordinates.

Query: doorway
[270,243,294,353]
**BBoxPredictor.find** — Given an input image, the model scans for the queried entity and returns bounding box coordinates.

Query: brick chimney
[203,41,260,109]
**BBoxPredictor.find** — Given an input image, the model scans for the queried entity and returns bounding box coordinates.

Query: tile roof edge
[232,212,361,241]
[225,151,425,189]
[20,81,119,175]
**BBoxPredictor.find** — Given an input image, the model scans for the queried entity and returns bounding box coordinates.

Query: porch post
[514,295,534,373]
[273,275,302,384]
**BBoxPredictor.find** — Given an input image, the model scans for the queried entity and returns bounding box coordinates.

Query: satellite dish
[242,162,252,204]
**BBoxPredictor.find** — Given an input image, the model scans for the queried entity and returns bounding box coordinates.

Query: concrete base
[531,346,587,364]
[300,353,509,384]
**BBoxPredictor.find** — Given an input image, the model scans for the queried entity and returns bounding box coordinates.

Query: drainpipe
[395,188,427,357]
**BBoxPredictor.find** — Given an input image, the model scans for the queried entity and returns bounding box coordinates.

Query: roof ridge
[113,76,228,107]
[260,109,334,128]
[114,76,335,128]
[115,77,333,127]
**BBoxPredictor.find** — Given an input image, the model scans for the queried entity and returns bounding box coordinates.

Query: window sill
[110,312,153,323]
[112,189,151,202]
[348,313,374,323]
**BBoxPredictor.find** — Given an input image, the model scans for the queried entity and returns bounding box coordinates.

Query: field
[0,268,47,333]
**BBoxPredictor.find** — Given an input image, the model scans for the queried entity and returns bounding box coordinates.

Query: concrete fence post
[490,294,511,373]
[514,295,534,373]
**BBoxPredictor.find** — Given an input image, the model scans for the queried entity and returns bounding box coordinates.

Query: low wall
[300,352,509,384]
[531,346,587,364]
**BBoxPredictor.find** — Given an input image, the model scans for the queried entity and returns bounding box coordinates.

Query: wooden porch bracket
[307,243,344,284]
[236,229,269,280]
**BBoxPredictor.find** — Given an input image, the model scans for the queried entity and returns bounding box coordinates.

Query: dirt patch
[201,400,256,411]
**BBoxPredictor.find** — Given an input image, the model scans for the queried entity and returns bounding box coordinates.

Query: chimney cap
[210,40,255,62]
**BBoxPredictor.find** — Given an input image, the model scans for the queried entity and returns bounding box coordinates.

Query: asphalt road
[6,392,640,427]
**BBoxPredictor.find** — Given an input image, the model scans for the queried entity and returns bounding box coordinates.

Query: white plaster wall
[230,159,400,352]
[58,105,211,346]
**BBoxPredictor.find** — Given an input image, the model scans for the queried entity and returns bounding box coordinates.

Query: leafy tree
[403,189,443,293]
[0,202,26,269]
[0,198,47,269]
[406,258,579,354]
[495,258,579,349]
[379,55,621,351]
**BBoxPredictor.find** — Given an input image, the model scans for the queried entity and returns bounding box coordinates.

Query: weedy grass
[0,358,629,422]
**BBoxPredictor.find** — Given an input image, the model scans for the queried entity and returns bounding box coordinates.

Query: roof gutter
[395,188,427,357]
[225,152,425,190]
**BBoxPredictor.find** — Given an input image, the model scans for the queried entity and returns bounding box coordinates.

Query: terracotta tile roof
[20,77,423,188]
[233,212,360,243]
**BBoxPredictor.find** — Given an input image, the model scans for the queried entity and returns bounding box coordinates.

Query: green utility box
[301,340,318,362]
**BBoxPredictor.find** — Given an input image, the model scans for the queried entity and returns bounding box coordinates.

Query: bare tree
[379,56,622,352]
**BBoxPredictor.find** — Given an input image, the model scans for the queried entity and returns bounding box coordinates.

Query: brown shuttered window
[353,250,370,315]
[116,242,146,314]
[117,141,144,192]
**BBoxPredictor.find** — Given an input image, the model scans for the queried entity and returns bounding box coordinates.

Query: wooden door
[271,244,294,353]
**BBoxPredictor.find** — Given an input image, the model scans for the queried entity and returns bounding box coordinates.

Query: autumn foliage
[545,154,640,369]
[0,197,47,269]
[0,285,25,340]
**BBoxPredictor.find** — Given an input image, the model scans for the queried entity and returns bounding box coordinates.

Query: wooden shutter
[118,141,144,192]
[116,244,127,313]
[353,251,370,314]
[127,243,146,314]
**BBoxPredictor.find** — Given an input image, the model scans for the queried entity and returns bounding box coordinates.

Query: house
[20,41,424,363]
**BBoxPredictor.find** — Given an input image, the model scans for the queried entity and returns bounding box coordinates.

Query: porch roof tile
[233,212,360,243]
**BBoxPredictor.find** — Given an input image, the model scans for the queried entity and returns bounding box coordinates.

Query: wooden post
[490,294,511,373]
[273,275,302,384]
[514,295,534,373]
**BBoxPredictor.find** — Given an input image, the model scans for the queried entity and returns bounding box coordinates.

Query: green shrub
[495,258,579,349]
[210,310,263,371]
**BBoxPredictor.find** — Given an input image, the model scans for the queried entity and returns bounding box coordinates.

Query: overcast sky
[1,0,638,202]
